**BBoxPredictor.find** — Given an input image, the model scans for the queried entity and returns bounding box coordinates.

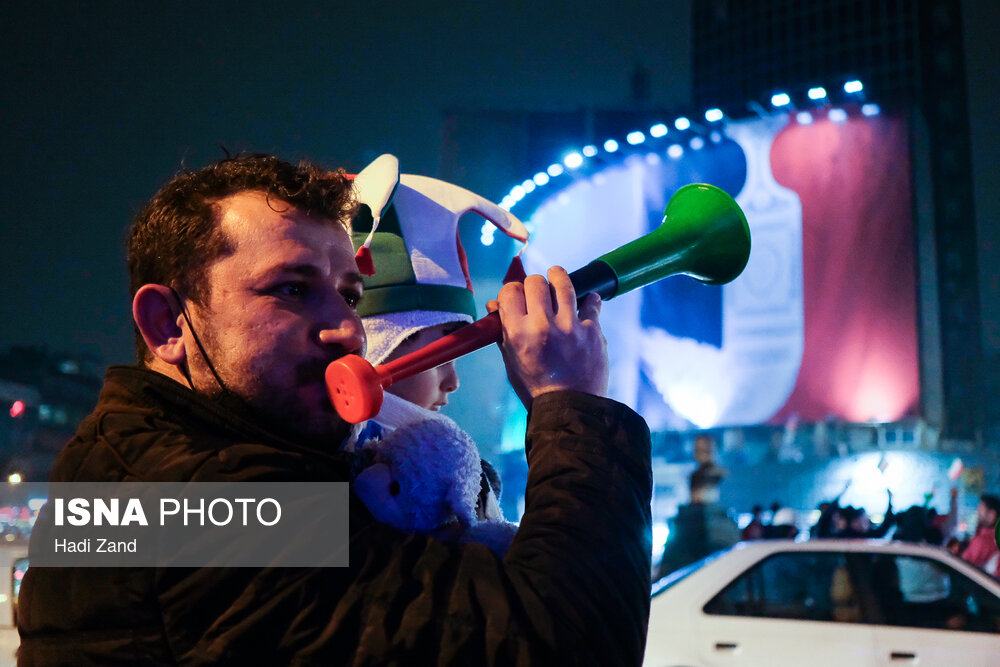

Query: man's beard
[214,382,352,449]
[189,327,352,448]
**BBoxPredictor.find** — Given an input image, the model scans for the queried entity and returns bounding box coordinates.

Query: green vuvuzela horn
[567,183,750,299]
[327,182,751,423]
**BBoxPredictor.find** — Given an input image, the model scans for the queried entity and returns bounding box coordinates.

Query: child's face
[384,322,464,411]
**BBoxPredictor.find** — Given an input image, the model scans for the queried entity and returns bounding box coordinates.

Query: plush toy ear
[354,463,410,529]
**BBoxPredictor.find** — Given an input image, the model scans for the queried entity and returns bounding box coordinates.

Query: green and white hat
[351,154,528,365]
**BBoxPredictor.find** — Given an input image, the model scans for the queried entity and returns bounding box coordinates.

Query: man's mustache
[295,348,354,385]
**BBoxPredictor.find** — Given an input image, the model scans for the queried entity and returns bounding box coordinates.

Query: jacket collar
[100,365,353,466]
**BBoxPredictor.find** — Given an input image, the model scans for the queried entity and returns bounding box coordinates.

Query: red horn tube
[325,312,503,423]
[327,255,622,423]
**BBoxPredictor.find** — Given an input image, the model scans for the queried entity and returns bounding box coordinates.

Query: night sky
[0,1,689,365]
[3,1,999,372]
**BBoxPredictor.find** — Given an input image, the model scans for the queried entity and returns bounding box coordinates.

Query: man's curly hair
[127,153,356,364]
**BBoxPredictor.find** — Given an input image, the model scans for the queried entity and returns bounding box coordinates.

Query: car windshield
[651,548,730,598]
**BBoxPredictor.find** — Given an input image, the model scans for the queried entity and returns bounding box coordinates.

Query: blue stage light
[861,103,880,117]
[563,152,584,169]
[674,117,691,131]
[771,92,791,107]
[533,172,550,186]
[807,87,827,100]
[705,108,724,122]
[649,123,668,138]
[667,144,683,159]
[547,163,564,177]
[582,145,598,157]
[626,131,645,145]
[796,111,813,125]
[828,108,848,123]
[844,80,864,94]
[603,139,619,153]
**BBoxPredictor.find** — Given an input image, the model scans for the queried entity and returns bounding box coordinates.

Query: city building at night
[436,0,1000,535]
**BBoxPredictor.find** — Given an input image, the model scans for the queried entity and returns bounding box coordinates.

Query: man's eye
[275,283,309,299]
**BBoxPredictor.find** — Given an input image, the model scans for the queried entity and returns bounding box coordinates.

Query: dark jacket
[657,503,740,578]
[18,366,652,666]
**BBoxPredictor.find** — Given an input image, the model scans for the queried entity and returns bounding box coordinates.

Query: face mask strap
[169,286,232,397]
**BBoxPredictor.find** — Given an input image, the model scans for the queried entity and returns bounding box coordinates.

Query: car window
[652,549,729,598]
[703,552,863,623]
[859,553,1000,634]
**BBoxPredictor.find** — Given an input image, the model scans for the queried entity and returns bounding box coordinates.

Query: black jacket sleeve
[169,391,653,666]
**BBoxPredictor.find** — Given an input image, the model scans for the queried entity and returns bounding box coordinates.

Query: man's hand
[486,267,608,409]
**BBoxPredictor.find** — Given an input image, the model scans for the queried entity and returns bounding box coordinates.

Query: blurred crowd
[656,460,1000,582]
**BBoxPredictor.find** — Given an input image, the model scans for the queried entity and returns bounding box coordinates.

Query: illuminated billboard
[513,106,919,430]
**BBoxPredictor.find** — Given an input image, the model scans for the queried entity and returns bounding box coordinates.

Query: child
[348,155,526,549]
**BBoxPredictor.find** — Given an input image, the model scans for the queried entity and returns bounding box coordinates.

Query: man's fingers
[523,274,554,318]
[577,291,602,323]
[547,266,578,323]
[496,281,528,318]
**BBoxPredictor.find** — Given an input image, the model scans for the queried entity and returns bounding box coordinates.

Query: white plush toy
[352,393,518,557]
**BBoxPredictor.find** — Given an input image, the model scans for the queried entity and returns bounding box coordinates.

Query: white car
[644,539,1000,667]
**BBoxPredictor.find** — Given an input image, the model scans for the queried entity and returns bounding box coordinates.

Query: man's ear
[132,284,187,366]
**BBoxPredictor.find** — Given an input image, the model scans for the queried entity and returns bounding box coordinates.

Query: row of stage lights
[482,79,879,246]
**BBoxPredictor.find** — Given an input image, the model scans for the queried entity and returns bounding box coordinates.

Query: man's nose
[440,361,459,393]
[319,316,365,356]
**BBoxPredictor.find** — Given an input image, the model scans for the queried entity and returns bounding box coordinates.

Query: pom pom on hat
[354,246,375,276]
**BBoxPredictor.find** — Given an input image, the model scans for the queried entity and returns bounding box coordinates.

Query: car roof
[724,538,950,555]
[653,538,1000,600]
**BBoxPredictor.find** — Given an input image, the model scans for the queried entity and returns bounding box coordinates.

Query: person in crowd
[810,479,852,538]
[657,462,739,578]
[961,493,1000,577]
[741,504,765,540]
[891,486,958,546]
[893,505,945,545]
[764,503,799,539]
[18,154,653,665]
[927,486,960,543]
[812,486,893,540]
[838,498,896,539]
[946,535,969,556]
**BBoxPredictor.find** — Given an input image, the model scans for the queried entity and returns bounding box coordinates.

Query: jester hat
[351,154,528,365]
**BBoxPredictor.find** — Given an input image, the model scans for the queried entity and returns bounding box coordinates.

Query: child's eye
[341,289,362,309]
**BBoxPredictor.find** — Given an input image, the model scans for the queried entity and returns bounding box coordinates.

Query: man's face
[977,501,998,528]
[184,191,365,443]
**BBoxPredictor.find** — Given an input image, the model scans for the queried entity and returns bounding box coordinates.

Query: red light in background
[9,401,25,418]
[13,569,23,581]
